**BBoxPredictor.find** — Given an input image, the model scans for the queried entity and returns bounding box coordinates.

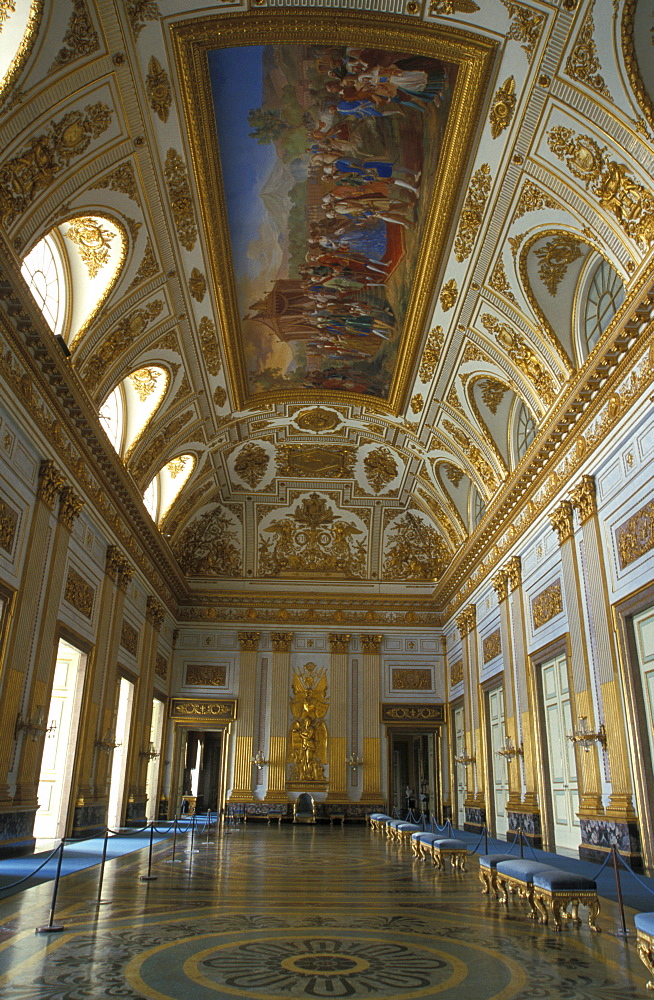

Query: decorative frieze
[392,668,431,690]
[482,629,502,664]
[615,499,654,570]
[185,664,227,686]
[328,633,350,654]
[120,620,140,656]
[531,580,563,630]
[454,163,491,262]
[169,699,236,721]
[381,704,445,724]
[64,568,94,619]
[164,148,197,250]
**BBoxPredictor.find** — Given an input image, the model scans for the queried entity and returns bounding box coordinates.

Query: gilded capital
[271,631,293,652]
[118,561,134,592]
[59,486,84,529]
[569,475,597,523]
[329,633,351,653]
[549,500,574,544]
[106,545,123,581]
[238,631,261,652]
[505,556,522,592]
[455,605,476,638]
[360,634,383,654]
[146,595,165,631]
[492,571,508,603]
[37,460,65,509]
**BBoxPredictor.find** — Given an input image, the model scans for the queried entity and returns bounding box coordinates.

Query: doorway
[176,729,224,815]
[34,638,87,841]
[145,697,165,821]
[487,686,509,838]
[107,675,135,830]
[388,730,439,819]
[541,653,579,852]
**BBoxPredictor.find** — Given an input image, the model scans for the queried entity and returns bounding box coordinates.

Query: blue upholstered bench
[494,860,561,915]
[531,868,600,932]
[478,854,516,897]
[368,813,392,831]
[410,831,442,858]
[385,819,403,837]
[635,912,654,988]
[395,822,421,844]
[430,837,468,871]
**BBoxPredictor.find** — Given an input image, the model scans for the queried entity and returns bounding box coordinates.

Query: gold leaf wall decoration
[419,327,444,383]
[164,148,197,251]
[146,56,171,122]
[49,0,99,72]
[454,163,491,262]
[489,77,516,138]
[364,447,398,493]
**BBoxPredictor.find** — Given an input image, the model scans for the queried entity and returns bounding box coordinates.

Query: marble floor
[0,824,646,999]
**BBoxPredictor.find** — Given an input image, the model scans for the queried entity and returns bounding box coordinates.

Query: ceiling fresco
[1,0,652,600]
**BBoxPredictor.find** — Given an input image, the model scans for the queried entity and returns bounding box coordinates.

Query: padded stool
[531,869,600,932]
[431,837,468,871]
[495,860,563,915]
[635,912,654,989]
[478,854,516,897]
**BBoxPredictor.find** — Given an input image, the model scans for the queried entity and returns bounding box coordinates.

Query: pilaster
[327,634,350,801]
[125,595,165,825]
[360,634,383,802]
[264,632,292,803]
[229,631,262,803]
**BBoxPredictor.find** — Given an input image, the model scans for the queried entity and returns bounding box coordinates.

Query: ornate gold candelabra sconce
[95,729,121,754]
[454,748,476,767]
[495,736,524,762]
[251,749,269,772]
[139,742,160,762]
[345,752,363,777]
[15,707,56,742]
[567,717,607,753]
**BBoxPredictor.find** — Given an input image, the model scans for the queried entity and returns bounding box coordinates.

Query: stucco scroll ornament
[489,77,516,138]
[440,279,458,311]
[288,663,328,782]
[547,126,654,247]
[0,498,18,554]
[454,163,491,262]
[164,149,197,251]
[49,0,100,73]
[146,56,171,122]
[481,314,557,406]
[59,486,84,529]
[363,447,398,494]
[549,500,574,545]
[234,443,269,489]
[534,234,583,296]
[146,595,165,630]
[65,218,115,278]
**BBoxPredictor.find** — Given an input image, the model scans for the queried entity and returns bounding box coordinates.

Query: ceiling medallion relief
[276,444,356,480]
[173,12,495,413]
[258,492,368,580]
[292,407,342,434]
[360,444,401,495]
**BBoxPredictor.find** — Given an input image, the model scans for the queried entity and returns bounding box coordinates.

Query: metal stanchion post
[484,826,488,855]
[187,812,199,854]
[165,816,182,864]
[36,841,66,933]
[611,844,629,937]
[96,829,112,905]
[140,821,158,881]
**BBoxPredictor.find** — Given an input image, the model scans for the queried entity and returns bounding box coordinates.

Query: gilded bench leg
[568,899,581,926]
[587,898,601,933]
[532,890,548,924]
[432,850,445,871]
[453,850,467,872]
[496,877,509,905]
[637,934,654,989]
[479,869,492,895]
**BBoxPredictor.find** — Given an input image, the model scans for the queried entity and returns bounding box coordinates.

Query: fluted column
[71,546,133,835]
[15,468,83,808]
[265,632,293,803]
[327,634,350,801]
[569,476,636,822]
[455,606,484,821]
[230,631,261,802]
[550,500,603,815]
[124,596,165,825]
[492,567,521,809]
[360,634,383,802]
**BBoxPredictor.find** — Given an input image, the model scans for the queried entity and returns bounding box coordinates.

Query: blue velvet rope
[0,841,63,893]
[611,848,654,896]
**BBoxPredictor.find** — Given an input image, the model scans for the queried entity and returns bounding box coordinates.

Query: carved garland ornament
[49,0,100,73]
[419,326,444,383]
[392,668,431,690]
[146,56,172,122]
[565,1,612,100]
[454,163,491,262]
[0,497,18,553]
[64,567,94,619]
[164,149,197,251]
[0,102,112,227]
[534,234,584,296]
[234,442,269,489]
[174,505,242,577]
[489,77,516,138]
[501,0,545,61]
[513,179,561,222]
[547,126,654,246]
[198,316,221,376]
[363,446,398,493]
[440,278,458,311]
[482,629,501,664]
[531,580,563,629]
[384,513,449,581]
[615,499,654,569]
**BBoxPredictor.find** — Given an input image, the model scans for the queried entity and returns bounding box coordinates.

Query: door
[542,654,579,852]
[108,676,135,830]
[453,705,466,830]
[34,640,86,840]
[635,606,654,760]
[488,686,509,838]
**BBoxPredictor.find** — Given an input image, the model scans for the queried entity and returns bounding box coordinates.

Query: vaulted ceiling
[2,0,653,606]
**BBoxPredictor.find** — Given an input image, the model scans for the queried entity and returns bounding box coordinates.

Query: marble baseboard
[579,817,642,870]
[228,802,384,822]
[464,806,486,833]
[507,810,542,849]
[0,808,37,857]
[125,799,147,827]
[71,802,108,839]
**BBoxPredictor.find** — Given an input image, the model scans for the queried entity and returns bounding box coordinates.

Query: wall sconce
[496,736,524,762]
[15,707,56,742]
[567,717,607,753]
[346,752,363,776]
[139,742,160,762]
[251,750,269,771]
[454,748,476,766]
[95,729,121,755]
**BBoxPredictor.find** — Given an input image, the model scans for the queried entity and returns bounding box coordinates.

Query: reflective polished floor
[0,824,645,999]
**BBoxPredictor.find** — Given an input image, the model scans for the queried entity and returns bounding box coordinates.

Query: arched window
[514,401,536,464]
[99,385,125,453]
[0,1,41,103]
[21,233,67,337]
[582,259,625,355]
[470,486,485,532]
[144,454,195,526]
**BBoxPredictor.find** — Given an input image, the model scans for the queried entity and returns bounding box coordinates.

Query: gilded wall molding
[120,620,140,655]
[381,703,444,724]
[482,628,501,664]
[0,496,18,554]
[170,698,236,721]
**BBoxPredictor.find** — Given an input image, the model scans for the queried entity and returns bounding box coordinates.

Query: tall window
[470,486,485,531]
[583,259,625,354]
[21,234,67,337]
[99,386,125,453]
